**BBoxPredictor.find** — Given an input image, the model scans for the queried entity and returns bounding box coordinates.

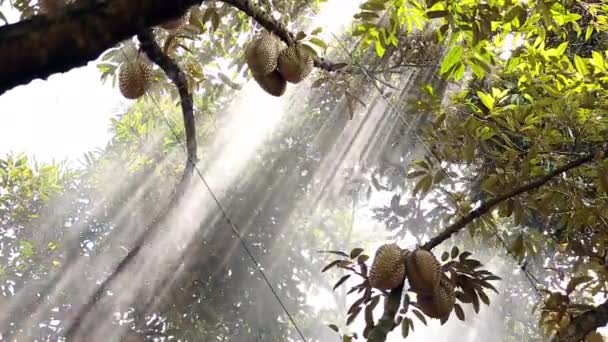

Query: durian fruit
[417,276,456,319]
[245,31,282,76]
[160,10,191,31]
[277,44,314,84]
[368,243,406,290]
[252,70,286,97]
[118,60,153,100]
[39,0,66,15]
[406,249,441,294]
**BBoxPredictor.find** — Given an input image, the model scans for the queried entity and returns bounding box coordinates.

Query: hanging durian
[277,44,314,84]
[368,244,407,290]
[251,70,286,97]
[118,59,153,100]
[406,249,441,294]
[246,31,282,76]
[160,10,191,31]
[39,0,66,15]
[416,276,455,319]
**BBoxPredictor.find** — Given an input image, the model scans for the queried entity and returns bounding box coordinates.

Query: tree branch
[366,151,601,341]
[367,285,403,342]
[0,0,346,95]
[137,29,197,182]
[554,298,608,342]
[0,0,202,94]
[421,152,596,250]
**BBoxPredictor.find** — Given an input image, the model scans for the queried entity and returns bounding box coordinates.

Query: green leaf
[441,251,449,261]
[307,37,328,51]
[350,248,364,259]
[574,55,589,76]
[585,26,594,40]
[374,40,386,57]
[328,324,339,333]
[451,246,459,259]
[318,250,349,258]
[311,27,323,35]
[401,317,410,338]
[412,310,427,325]
[333,275,351,291]
[440,45,464,75]
[322,260,341,273]
[476,91,494,110]
[413,174,433,197]
[454,303,465,321]
[357,254,370,264]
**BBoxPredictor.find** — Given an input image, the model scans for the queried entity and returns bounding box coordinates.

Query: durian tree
[2,0,608,342]
[320,1,608,342]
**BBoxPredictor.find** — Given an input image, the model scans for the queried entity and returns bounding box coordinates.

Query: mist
[0,1,542,342]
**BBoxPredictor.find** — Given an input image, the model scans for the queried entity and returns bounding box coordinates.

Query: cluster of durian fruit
[368,243,455,320]
[245,31,314,97]
[117,11,191,100]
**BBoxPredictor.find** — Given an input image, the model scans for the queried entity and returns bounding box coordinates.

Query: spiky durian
[118,60,153,100]
[406,249,441,294]
[39,0,66,15]
[277,44,314,84]
[160,10,191,31]
[368,243,406,290]
[252,70,286,97]
[246,31,282,76]
[417,276,455,319]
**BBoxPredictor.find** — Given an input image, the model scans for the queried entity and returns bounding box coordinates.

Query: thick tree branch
[137,29,197,182]
[554,298,608,342]
[366,151,601,341]
[0,0,202,94]
[0,0,346,95]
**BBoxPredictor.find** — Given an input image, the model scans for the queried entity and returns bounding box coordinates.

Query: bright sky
[0,4,127,164]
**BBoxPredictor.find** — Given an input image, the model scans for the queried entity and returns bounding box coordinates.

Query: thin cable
[119,46,309,342]
[301,1,545,293]
[155,102,309,342]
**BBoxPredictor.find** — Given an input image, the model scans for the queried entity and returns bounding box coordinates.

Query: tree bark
[0,0,345,95]
[0,0,201,94]
[137,29,197,182]
[554,298,608,342]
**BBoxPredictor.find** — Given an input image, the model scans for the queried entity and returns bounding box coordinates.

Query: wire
[120,44,309,342]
